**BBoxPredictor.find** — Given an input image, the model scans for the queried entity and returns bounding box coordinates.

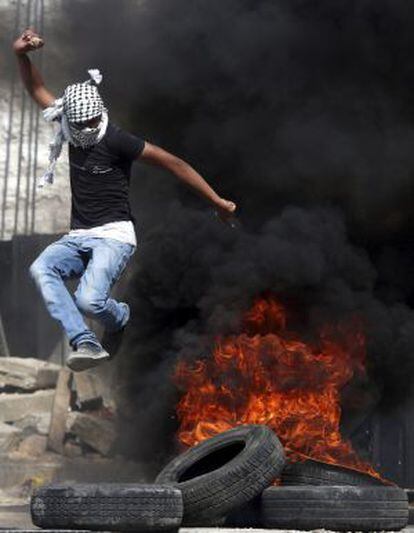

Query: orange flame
[175,295,380,479]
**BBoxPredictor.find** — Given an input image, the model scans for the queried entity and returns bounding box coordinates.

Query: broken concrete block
[14,412,51,436]
[0,422,22,453]
[17,435,48,457]
[0,390,55,423]
[73,372,103,410]
[63,441,83,458]
[0,357,60,391]
[47,369,72,454]
[66,412,116,456]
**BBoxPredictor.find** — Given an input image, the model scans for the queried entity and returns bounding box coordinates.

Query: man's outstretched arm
[13,28,55,109]
[139,142,237,219]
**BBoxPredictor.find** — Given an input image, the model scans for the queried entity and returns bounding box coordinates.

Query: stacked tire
[31,424,286,531]
[226,458,409,531]
[155,424,285,526]
[31,484,184,531]
[31,425,409,531]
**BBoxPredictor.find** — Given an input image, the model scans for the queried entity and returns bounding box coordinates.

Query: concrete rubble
[0,390,55,423]
[0,356,118,463]
[0,357,60,391]
[67,412,117,456]
[0,355,147,510]
[73,372,104,410]
[0,422,22,453]
[17,435,48,458]
[14,412,51,436]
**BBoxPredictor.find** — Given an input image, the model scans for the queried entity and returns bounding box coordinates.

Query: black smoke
[49,0,414,471]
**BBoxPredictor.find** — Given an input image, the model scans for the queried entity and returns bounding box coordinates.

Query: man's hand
[13,28,44,55]
[215,198,237,214]
[13,28,54,109]
[214,198,238,227]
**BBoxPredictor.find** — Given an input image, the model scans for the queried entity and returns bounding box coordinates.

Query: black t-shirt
[68,122,145,229]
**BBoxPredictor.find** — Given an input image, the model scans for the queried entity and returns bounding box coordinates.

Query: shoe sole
[66,352,110,372]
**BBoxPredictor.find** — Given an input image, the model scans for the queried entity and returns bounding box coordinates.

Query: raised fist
[13,28,44,55]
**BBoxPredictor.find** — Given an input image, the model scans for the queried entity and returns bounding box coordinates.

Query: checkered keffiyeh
[63,78,103,123]
[39,69,108,187]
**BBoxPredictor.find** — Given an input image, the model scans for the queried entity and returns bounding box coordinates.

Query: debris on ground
[0,356,118,462]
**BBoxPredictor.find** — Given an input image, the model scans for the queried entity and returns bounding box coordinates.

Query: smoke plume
[43,0,414,469]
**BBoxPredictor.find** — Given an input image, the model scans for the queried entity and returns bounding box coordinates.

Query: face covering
[39,69,109,187]
[63,110,109,149]
[69,121,103,148]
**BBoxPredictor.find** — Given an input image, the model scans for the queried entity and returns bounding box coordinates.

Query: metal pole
[30,0,44,234]
[13,0,32,236]
[1,0,22,239]
[25,0,36,234]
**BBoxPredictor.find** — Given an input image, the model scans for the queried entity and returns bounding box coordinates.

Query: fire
[175,295,380,478]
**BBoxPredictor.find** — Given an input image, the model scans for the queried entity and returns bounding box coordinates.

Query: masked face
[63,80,106,147]
[71,115,102,130]
[69,113,105,148]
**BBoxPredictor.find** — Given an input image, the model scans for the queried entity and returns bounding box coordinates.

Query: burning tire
[156,424,285,525]
[228,485,408,531]
[31,483,183,531]
[281,459,387,486]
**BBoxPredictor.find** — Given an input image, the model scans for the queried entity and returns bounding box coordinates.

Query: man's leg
[73,238,136,332]
[29,236,101,348]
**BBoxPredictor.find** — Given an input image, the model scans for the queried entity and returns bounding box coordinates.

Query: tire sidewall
[157,424,273,488]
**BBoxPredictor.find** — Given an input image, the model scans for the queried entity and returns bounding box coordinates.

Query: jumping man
[13,29,236,372]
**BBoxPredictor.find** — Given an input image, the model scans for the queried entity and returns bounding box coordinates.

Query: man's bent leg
[29,236,101,348]
[74,238,135,332]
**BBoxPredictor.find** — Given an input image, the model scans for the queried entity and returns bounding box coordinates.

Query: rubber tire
[282,459,387,486]
[155,424,285,525]
[257,486,408,531]
[31,483,183,531]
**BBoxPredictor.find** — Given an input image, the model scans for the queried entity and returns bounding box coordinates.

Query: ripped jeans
[29,235,136,348]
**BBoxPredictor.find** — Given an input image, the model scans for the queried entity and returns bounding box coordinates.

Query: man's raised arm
[13,28,55,109]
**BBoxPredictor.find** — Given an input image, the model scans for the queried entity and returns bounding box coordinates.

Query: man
[13,29,236,372]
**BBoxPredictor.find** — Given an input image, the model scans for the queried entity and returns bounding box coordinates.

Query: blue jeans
[29,235,136,348]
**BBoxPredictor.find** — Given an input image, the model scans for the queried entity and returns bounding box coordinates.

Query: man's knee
[74,290,106,317]
[29,258,49,283]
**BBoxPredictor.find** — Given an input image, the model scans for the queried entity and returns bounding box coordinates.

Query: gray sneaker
[66,342,111,372]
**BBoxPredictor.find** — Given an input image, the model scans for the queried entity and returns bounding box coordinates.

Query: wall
[0,0,71,241]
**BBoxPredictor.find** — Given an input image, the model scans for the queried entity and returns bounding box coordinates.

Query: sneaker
[66,341,111,372]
